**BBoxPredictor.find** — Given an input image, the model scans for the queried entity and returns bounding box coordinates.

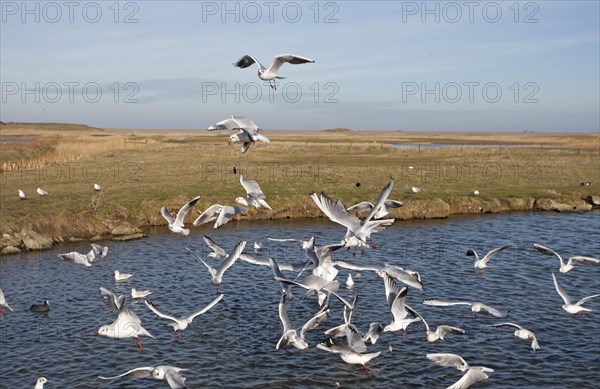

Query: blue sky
[1,1,598,131]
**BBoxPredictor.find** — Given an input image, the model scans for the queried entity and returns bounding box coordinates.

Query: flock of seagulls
[17,183,103,200]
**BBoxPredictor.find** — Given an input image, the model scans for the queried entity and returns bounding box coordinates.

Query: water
[1,212,599,388]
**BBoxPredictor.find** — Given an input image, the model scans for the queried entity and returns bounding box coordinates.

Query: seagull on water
[233,53,315,90]
[36,188,49,196]
[114,270,133,281]
[160,196,201,236]
[30,300,50,313]
[18,189,26,200]
[276,294,329,350]
[492,322,540,350]
[131,289,152,299]
[145,293,223,333]
[423,299,510,318]
[347,199,403,219]
[0,288,14,316]
[467,244,512,271]
[34,377,49,389]
[311,178,395,248]
[57,250,94,267]
[534,243,600,273]
[427,353,494,389]
[552,273,600,314]
[193,204,245,229]
[98,365,188,389]
[185,241,246,285]
[317,333,381,376]
[97,287,154,352]
[236,171,272,210]
[346,274,354,289]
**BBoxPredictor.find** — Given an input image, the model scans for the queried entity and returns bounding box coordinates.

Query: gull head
[152,367,167,380]
[37,377,48,385]
[229,134,240,144]
[235,197,249,206]
[96,325,111,336]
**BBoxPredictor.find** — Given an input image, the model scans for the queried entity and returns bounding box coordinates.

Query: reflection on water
[1,212,599,388]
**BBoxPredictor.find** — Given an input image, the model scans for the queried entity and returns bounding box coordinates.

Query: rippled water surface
[1,212,600,388]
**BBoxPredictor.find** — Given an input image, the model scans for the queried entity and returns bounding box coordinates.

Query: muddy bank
[1,195,598,256]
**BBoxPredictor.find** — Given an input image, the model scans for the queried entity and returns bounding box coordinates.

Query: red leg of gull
[360,365,372,377]
[0,307,5,317]
[360,249,366,255]
[135,336,145,352]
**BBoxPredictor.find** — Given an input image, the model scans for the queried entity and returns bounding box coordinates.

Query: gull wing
[384,200,403,209]
[240,252,270,266]
[160,207,176,225]
[174,196,201,227]
[426,353,469,371]
[533,243,562,261]
[575,293,600,306]
[347,201,374,213]
[568,256,600,266]
[98,367,153,380]
[240,172,266,198]
[185,247,217,278]
[300,307,330,339]
[422,299,472,307]
[311,192,361,233]
[251,131,270,144]
[552,273,571,305]
[437,325,466,337]
[216,240,247,279]
[278,295,293,332]
[234,54,266,71]
[382,272,406,311]
[383,264,423,289]
[481,244,512,265]
[448,368,493,389]
[364,178,394,223]
[165,369,187,389]
[214,206,244,229]
[144,300,179,323]
[268,54,315,74]
[203,235,227,258]
[193,204,223,226]
[99,287,125,313]
[231,116,259,131]
[493,322,522,330]
[410,305,430,332]
[90,243,108,258]
[188,293,224,321]
[477,303,508,318]
[334,260,381,273]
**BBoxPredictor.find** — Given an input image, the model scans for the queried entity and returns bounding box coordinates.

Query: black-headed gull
[160,196,201,236]
[423,299,509,318]
[347,199,403,219]
[233,53,314,90]
[186,241,246,285]
[193,204,245,229]
[131,289,152,299]
[427,353,494,389]
[411,307,465,342]
[98,365,187,389]
[97,287,154,352]
[276,294,329,350]
[467,244,512,271]
[0,288,14,316]
[18,189,26,199]
[346,274,354,288]
[311,178,395,248]
[492,322,540,350]
[552,272,600,314]
[229,128,270,153]
[269,259,294,299]
[90,243,109,258]
[114,270,133,281]
[36,188,49,196]
[274,275,353,309]
[534,243,600,273]
[202,235,227,259]
[236,171,272,210]
[34,377,49,389]
[381,273,421,336]
[317,336,381,377]
[144,293,223,332]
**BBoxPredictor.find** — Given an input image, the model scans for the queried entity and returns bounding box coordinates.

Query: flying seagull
[160,196,201,236]
[411,306,466,343]
[423,299,509,318]
[276,294,329,350]
[236,171,272,210]
[381,273,421,336]
[98,365,188,389]
[533,243,599,273]
[233,53,315,90]
[202,235,227,259]
[185,241,246,285]
[552,272,600,314]
[229,128,270,153]
[492,322,540,350]
[347,199,403,219]
[427,353,494,389]
[467,244,512,271]
[145,293,223,332]
[193,204,245,229]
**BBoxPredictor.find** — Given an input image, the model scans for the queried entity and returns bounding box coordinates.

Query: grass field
[1,122,598,239]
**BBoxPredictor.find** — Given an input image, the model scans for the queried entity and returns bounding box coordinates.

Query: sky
[1,0,598,132]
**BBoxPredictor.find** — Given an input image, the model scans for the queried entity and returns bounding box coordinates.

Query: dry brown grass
[1,123,598,238]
